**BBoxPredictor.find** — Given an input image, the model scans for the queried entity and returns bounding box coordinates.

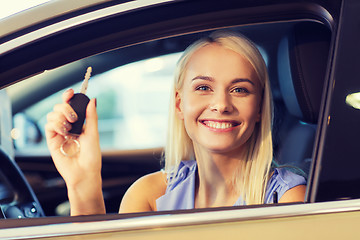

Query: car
[0,0,360,238]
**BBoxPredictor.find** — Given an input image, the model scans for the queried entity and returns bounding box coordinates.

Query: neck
[193,144,246,208]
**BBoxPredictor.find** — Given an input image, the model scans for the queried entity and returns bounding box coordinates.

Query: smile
[201,120,240,130]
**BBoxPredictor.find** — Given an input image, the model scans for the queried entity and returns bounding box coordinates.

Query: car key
[60,67,92,157]
[68,67,92,136]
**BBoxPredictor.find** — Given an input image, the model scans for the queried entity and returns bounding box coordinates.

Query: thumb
[83,98,98,136]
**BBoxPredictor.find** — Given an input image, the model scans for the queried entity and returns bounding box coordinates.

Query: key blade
[80,67,92,94]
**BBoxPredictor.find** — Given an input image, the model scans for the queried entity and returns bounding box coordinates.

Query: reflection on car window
[13,52,182,151]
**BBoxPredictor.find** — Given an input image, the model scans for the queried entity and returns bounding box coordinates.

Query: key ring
[60,135,80,157]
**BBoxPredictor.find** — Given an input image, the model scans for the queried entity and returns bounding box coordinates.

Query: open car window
[4,19,332,216]
[11,53,181,151]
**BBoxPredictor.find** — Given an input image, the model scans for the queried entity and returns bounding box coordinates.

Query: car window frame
[0,0,353,236]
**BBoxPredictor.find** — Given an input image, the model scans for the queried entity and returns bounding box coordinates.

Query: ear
[175,91,184,120]
[256,104,261,122]
[256,95,263,122]
[256,112,261,122]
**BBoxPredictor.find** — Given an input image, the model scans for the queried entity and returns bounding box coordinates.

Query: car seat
[274,22,331,175]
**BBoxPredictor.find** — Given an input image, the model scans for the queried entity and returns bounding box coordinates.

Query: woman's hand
[45,89,105,215]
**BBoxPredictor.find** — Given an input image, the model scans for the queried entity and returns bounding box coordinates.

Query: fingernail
[95,98,97,108]
[62,126,68,135]
[69,112,78,121]
[63,121,72,131]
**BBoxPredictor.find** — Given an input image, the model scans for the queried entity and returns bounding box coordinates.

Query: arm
[119,171,167,213]
[45,89,105,215]
[279,185,306,203]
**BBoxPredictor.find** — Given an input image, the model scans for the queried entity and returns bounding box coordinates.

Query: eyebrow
[191,75,255,86]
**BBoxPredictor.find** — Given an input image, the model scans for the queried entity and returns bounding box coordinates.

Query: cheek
[238,98,261,121]
[182,92,204,115]
[176,90,200,120]
[182,100,198,122]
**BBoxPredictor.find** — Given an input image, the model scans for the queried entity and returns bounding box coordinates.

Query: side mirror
[13,113,43,149]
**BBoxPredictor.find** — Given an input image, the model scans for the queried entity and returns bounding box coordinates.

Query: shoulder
[119,171,167,213]
[272,168,306,188]
[279,184,306,203]
[267,168,307,203]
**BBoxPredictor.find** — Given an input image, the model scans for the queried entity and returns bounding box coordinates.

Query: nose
[209,91,234,113]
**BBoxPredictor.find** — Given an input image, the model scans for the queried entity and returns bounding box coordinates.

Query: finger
[47,113,72,135]
[53,103,78,123]
[45,117,70,137]
[45,122,64,142]
[45,122,67,154]
[62,89,75,103]
[47,110,70,124]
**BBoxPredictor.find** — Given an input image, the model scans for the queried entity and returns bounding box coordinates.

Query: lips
[200,120,240,130]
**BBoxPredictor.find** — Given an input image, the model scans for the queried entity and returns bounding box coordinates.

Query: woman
[45,31,306,215]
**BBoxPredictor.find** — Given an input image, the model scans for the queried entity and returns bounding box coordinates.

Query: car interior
[0,2,333,221]
[0,90,44,218]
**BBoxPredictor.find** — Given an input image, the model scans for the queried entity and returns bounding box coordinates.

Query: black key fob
[68,93,90,136]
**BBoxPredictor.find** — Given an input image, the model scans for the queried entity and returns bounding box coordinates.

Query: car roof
[0,0,176,57]
[0,0,110,37]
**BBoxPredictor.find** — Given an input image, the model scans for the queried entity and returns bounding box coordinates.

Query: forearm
[66,175,106,216]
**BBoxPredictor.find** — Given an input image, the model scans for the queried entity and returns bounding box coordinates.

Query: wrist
[66,174,106,215]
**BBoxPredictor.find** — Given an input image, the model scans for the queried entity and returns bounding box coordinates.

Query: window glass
[13,52,182,151]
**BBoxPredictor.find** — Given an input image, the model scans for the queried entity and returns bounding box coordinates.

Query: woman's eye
[232,87,248,93]
[196,85,211,91]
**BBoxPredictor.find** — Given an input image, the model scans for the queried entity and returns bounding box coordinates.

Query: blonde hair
[164,31,273,205]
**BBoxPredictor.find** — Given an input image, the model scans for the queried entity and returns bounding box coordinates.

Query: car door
[1,0,360,239]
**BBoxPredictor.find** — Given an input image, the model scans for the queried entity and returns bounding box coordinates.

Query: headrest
[278,22,331,123]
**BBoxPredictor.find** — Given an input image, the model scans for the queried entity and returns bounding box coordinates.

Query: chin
[204,143,245,155]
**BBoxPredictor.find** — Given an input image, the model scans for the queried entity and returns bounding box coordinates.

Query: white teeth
[204,121,234,129]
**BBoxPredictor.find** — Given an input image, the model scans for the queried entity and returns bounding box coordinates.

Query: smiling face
[176,43,263,156]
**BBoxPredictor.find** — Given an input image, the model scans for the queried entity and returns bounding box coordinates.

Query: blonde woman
[45,31,306,215]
